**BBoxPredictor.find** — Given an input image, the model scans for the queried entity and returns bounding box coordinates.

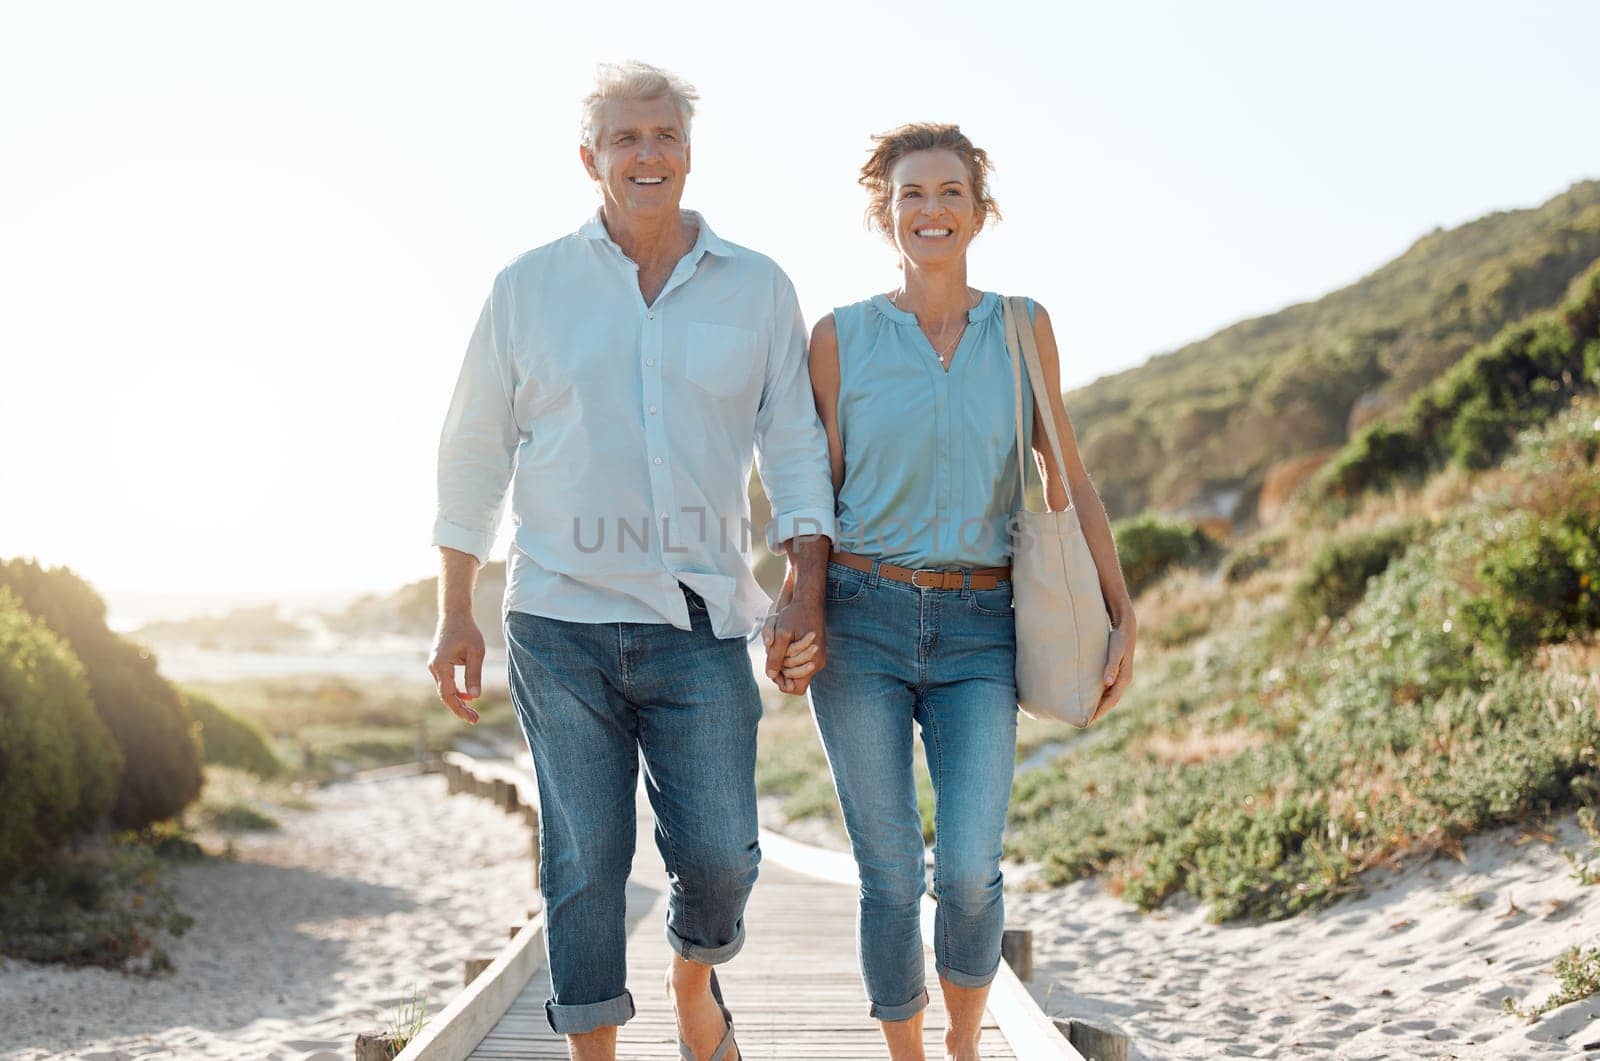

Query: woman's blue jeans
[807,561,1019,1021]
[505,588,762,1035]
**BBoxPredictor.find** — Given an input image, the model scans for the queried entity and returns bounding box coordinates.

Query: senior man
[428,62,833,1061]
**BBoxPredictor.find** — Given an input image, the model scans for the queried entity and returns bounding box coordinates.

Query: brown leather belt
[829,551,1011,591]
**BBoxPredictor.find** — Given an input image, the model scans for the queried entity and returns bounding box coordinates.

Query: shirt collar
[576,209,736,259]
[870,290,999,325]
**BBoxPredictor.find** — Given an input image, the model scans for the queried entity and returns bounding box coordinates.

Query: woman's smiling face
[888,148,980,267]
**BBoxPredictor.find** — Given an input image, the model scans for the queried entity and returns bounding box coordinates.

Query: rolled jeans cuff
[544,990,635,1035]
[938,959,1000,990]
[869,987,930,1022]
[665,919,746,965]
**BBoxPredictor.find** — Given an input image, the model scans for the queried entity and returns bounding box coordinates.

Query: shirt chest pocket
[684,322,761,398]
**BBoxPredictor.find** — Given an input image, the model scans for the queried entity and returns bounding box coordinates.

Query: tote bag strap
[1002,295,1076,513]
[1003,296,1031,511]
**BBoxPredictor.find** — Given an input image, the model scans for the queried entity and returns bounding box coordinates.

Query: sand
[8,770,1600,1059]
[0,771,537,1061]
[1013,808,1600,1059]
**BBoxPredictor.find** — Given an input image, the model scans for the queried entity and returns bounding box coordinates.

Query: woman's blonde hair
[858,123,1000,243]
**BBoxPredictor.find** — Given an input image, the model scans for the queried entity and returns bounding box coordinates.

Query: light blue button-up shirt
[433,210,836,640]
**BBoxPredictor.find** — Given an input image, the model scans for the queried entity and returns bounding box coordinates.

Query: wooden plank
[393,917,546,1061]
[788,829,1079,1060]
[986,959,1080,1059]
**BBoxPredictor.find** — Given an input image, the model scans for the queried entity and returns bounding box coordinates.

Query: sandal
[674,969,739,1061]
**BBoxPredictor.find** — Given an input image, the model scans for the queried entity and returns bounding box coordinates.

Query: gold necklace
[891,289,972,365]
[932,325,965,362]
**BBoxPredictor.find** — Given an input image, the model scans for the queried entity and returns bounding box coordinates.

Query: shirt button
[646,358,657,367]
[653,457,664,465]
[646,311,655,320]
[648,405,657,414]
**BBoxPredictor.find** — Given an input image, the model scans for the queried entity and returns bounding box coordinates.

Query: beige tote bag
[1002,296,1114,727]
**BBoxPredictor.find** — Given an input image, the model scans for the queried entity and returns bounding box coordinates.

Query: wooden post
[1053,1019,1129,1061]
[354,1031,401,1060]
[464,956,494,986]
[1001,927,1033,982]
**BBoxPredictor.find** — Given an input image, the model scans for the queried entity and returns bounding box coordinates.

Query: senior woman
[769,124,1137,1060]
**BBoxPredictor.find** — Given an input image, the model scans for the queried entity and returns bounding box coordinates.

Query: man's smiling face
[580,96,691,226]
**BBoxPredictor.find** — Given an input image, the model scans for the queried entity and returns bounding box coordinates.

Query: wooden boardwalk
[466,808,1018,1060]
[396,755,1078,1060]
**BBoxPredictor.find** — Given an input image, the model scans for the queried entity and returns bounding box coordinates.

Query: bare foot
[944,1032,981,1061]
[666,958,737,1060]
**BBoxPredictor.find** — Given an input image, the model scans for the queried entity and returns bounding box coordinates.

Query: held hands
[761,580,827,696]
[428,612,486,724]
[765,626,821,691]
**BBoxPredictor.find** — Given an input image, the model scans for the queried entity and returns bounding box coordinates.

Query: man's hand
[428,612,485,724]
[762,596,826,696]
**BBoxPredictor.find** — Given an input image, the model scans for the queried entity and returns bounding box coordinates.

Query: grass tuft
[1503,945,1600,1021]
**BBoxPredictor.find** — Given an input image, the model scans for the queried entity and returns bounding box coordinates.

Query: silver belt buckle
[910,569,940,589]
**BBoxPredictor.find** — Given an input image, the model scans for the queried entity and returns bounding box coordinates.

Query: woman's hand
[1090,613,1136,723]
[770,630,820,684]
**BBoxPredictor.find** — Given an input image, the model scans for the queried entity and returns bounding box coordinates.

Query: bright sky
[2,0,1597,608]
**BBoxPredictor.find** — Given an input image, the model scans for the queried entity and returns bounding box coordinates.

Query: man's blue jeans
[807,561,1018,1021]
[505,588,762,1035]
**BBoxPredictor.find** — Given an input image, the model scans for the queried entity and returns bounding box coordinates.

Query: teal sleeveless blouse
[832,292,1035,569]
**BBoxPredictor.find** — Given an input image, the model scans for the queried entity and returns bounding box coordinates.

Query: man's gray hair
[580,61,699,148]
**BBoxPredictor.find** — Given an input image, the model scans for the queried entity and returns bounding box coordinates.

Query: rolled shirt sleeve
[432,270,520,565]
[756,271,838,551]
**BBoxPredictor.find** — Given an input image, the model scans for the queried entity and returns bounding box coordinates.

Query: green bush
[184,691,283,779]
[1314,418,1432,500]
[1314,258,1600,505]
[1442,321,1584,469]
[0,560,202,829]
[0,589,122,881]
[1114,515,1220,597]
[1291,522,1419,624]
[1462,512,1600,660]
[0,836,195,972]
[1221,534,1287,584]
[1564,255,1600,340]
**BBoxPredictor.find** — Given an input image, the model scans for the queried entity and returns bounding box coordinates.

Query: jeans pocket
[969,585,1014,616]
[825,564,868,603]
